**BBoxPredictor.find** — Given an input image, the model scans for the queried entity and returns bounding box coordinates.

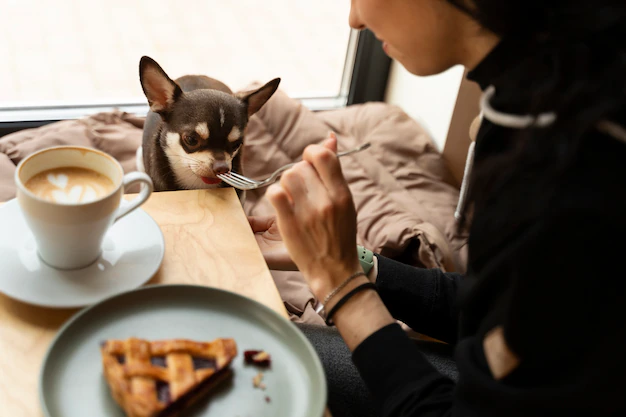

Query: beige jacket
[0,88,467,324]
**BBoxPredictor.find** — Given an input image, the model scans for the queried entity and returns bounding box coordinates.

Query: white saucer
[0,199,165,308]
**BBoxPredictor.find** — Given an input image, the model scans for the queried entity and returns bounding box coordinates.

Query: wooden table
[0,189,288,416]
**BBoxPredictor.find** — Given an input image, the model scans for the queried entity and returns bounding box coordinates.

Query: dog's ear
[139,56,183,116]
[237,78,281,117]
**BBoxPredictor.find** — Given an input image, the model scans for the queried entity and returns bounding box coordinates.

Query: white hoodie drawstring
[454,86,557,221]
[454,140,476,220]
[480,86,557,128]
[454,85,626,222]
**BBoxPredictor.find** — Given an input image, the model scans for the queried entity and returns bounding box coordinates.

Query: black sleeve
[355,214,626,417]
[353,324,455,417]
[375,255,463,344]
[503,211,626,369]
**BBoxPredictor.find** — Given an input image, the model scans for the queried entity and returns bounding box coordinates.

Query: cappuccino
[25,167,115,204]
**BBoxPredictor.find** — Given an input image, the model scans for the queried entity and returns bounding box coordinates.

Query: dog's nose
[212,161,230,175]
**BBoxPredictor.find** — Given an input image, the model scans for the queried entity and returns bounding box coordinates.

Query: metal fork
[217,142,371,190]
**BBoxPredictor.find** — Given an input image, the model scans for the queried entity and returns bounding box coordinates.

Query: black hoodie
[351,39,626,417]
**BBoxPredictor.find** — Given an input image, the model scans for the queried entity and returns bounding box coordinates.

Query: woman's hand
[247,215,298,271]
[266,134,394,350]
[266,134,362,300]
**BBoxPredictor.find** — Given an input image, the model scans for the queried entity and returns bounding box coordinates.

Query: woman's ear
[139,56,183,116]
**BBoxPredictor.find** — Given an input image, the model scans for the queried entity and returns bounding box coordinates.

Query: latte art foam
[25,167,115,204]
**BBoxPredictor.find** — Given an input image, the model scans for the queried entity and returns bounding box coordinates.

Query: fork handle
[266,142,371,184]
[336,142,371,157]
[274,162,297,175]
[265,162,298,183]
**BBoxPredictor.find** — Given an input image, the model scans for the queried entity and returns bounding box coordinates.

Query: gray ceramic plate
[40,284,326,417]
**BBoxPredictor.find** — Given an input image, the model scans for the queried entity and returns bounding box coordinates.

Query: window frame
[348,29,392,105]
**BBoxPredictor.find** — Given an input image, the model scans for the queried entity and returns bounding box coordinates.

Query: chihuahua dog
[136,56,280,199]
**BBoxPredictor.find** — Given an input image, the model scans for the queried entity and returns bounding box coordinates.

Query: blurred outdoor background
[0,0,352,105]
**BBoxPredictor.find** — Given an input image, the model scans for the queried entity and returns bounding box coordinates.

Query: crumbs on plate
[252,372,266,390]
[244,350,272,367]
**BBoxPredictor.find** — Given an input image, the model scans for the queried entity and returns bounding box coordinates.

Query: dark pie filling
[244,350,271,367]
[155,368,232,417]
[151,356,167,367]
[111,355,215,369]
[156,380,171,403]
[192,357,216,370]
[153,357,218,410]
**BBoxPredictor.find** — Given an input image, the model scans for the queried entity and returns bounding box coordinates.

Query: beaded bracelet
[325,283,377,326]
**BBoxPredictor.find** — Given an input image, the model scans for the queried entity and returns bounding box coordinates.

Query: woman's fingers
[303,136,350,199]
[266,132,360,295]
[303,145,343,187]
[279,162,310,207]
[266,184,293,218]
[323,132,338,152]
[282,162,333,213]
[261,132,338,218]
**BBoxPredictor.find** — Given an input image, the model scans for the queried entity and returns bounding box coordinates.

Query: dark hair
[448,0,626,225]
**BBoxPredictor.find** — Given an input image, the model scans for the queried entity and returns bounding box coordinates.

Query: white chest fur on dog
[135,147,146,173]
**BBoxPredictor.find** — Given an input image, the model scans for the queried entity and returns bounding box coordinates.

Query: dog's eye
[230,139,243,153]
[184,133,199,147]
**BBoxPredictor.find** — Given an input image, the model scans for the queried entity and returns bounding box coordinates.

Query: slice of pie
[101,337,237,417]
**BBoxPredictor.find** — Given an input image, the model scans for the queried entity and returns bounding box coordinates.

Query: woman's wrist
[306,258,363,301]
[323,275,371,313]
[310,260,392,351]
[330,277,394,351]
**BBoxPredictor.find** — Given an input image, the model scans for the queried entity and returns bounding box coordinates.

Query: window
[0,0,363,123]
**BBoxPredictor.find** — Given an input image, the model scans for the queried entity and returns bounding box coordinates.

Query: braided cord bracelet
[325,283,377,326]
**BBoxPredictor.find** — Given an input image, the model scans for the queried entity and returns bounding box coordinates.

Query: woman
[249,0,626,415]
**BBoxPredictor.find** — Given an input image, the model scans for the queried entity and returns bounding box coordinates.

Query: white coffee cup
[15,146,154,270]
